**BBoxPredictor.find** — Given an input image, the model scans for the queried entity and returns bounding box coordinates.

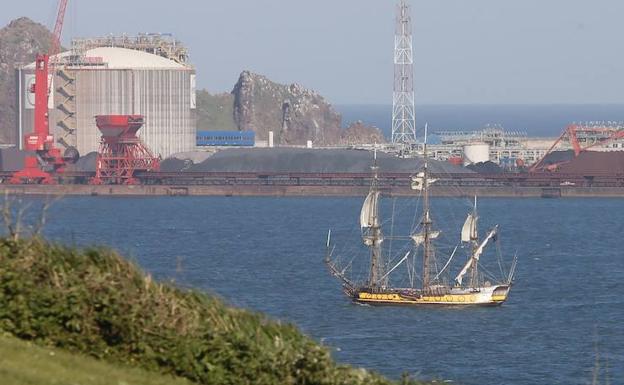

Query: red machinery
[530,123,624,172]
[10,0,77,184]
[90,115,160,185]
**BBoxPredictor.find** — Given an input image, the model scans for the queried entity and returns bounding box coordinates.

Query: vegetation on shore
[0,234,428,385]
[196,90,238,132]
[0,334,194,385]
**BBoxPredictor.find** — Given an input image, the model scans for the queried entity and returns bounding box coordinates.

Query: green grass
[0,237,429,385]
[0,334,193,385]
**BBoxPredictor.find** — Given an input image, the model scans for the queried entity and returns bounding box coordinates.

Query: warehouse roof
[24,47,188,70]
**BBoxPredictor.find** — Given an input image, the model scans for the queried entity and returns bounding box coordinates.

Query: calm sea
[13,195,621,385]
[337,104,624,139]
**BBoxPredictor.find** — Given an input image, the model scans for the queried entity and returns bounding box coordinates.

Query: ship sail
[461,213,478,243]
[360,191,380,229]
[410,172,437,190]
[411,230,440,246]
[455,226,498,285]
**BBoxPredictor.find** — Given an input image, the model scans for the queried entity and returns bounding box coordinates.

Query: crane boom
[530,123,624,172]
[50,0,69,58]
[10,0,73,184]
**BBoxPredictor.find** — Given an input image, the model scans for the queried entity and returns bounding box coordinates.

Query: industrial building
[429,126,557,167]
[16,34,196,159]
[428,124,624,169]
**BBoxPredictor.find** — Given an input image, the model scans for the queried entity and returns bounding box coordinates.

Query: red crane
[530,123,624,172]
[10,0,75,184]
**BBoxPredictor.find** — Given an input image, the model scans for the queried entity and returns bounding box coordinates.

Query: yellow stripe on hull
[354,290,508,306]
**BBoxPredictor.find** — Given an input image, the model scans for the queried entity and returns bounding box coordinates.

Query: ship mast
[363,149,386,290]
[469,196,479,288]
[422,125,433,291]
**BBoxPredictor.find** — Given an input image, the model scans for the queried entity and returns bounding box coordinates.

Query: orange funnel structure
[90,115,160,185]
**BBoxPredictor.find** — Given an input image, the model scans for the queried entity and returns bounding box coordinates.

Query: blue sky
[2,0,623,105]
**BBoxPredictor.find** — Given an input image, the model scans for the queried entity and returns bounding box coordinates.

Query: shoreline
[2,184,624,198]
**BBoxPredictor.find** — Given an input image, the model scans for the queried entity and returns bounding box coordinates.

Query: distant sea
[336,104,624,139]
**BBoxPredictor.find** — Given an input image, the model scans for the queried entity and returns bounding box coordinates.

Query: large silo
[17,39,196,159]
[462,142,490,166]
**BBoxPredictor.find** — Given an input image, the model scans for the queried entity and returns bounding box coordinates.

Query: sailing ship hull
[351,284,511,306]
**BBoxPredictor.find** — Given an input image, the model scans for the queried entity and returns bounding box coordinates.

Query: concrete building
[16,36,196,159]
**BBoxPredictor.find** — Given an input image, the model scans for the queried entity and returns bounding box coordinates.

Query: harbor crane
[10,0,78,184]
[530,122,624,172]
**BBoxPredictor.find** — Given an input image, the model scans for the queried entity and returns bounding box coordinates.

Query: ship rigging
[324,128,517,306]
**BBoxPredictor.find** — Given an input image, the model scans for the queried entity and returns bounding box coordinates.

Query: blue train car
[196,130,255,147]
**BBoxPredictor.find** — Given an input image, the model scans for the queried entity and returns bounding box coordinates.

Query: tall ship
[324,138,517,306]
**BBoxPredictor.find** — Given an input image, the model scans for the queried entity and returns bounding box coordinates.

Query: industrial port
[2,0,624,197]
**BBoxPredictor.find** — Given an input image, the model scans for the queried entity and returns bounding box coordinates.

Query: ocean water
[336,104,624,139]
[12,195,622,385]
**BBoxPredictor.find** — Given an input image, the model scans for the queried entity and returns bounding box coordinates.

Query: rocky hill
[341,120,385,145]
[0,17,53,144]
[232,71,343,145]
[200,72,385,146]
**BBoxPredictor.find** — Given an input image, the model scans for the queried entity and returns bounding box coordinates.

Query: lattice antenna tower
[391,0,417,145]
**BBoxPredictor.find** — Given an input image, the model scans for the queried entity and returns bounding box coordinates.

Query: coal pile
[466,161,503,174]
[557,151,624,174]
[160,158,193,172]
[67,151,97,172]
[164,148,473,174]
[540,150,574,167]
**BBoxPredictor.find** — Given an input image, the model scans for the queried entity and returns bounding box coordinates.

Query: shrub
[0,237,422,385]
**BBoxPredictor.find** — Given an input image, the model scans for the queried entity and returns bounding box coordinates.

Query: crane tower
[391,0,417,145]
[10,0,75,184]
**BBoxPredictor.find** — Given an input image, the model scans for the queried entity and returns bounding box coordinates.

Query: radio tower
[391,0,417,145]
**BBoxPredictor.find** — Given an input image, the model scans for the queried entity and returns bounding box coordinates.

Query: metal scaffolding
[391,0,417,145]
[69,33,189,65]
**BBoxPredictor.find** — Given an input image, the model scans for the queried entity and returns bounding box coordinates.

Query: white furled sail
[363,237,375,246]
[410,172,437,191]
[461,213,478,243]
[455,226,498,285]
[411,230,440,246]
[360,191,380,229]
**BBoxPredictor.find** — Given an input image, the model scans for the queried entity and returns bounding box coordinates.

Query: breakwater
[2,184,624,197]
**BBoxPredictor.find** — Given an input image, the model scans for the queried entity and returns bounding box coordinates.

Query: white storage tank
[463,142,490,166]
[17,46,196,159]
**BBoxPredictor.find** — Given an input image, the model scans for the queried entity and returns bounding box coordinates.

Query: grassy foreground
[0,237,428,385]
[0,334,193,385]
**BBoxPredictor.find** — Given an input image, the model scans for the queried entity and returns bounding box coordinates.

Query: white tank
[463,142,490,166]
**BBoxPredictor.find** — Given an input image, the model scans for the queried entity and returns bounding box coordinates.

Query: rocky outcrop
[232,71,342,145]
[340,120,385,145]
[0,17,54,144]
